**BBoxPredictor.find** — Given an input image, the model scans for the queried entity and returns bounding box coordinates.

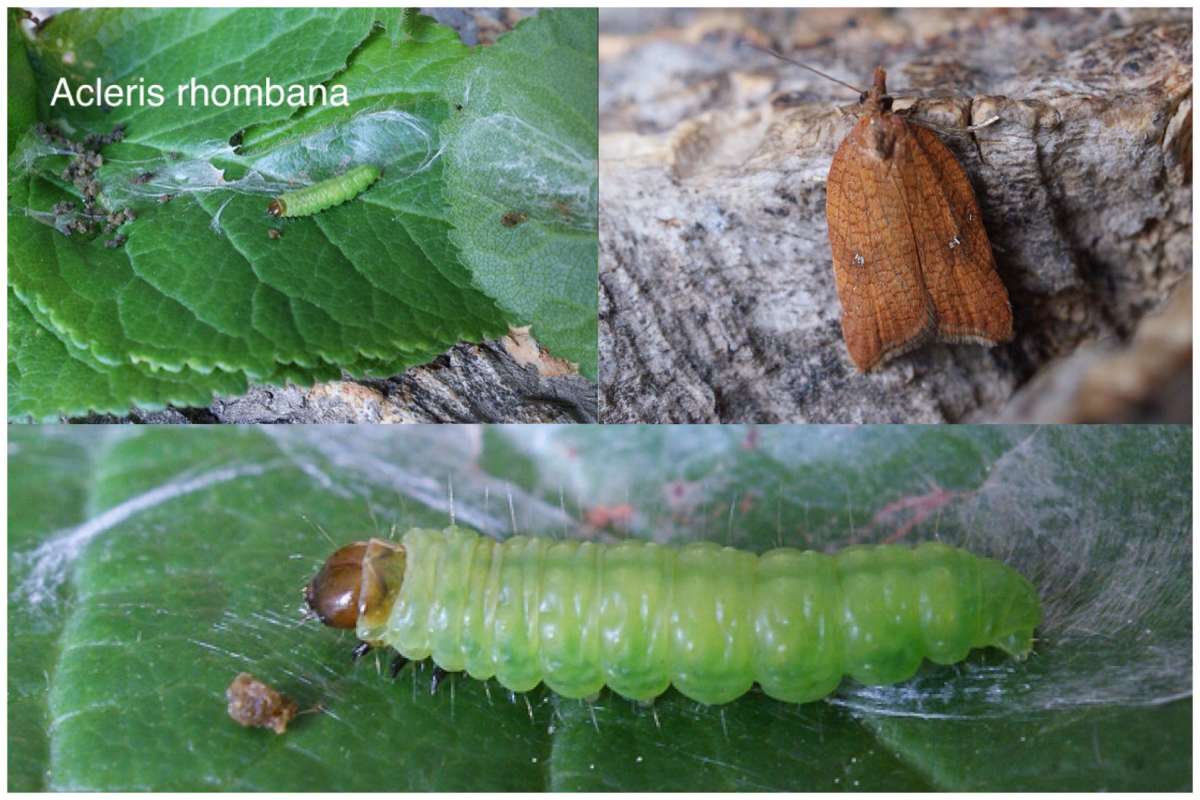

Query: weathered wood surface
[72,337,598,424]
[599,8,1191,422]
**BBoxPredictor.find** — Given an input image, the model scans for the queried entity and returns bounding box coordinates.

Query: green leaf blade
[441,9,599,378]
[10,9,565,418]
[9,426,1189,790]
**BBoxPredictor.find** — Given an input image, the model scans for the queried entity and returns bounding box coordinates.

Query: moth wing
[904,123,1013,345]
[826,118,936,372]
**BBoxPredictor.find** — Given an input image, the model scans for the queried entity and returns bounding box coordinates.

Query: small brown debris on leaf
[226,672,298,734]
[500,210,528,227]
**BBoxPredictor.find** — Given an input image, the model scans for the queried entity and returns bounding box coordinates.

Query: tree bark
[71,337,598,424]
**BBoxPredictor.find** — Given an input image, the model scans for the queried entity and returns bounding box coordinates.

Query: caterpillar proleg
[267,164,382,218]
[305,526,1041,705]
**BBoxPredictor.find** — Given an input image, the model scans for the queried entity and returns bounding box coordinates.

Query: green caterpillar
[267,164,381,218]
[305,526,1041,705]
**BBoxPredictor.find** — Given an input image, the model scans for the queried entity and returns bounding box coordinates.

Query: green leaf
[9,9,562,419]
[27,9,379,148]
[7,10,38,154]
[9,426,1189,790]
[377,8,426,46]
[8,289,249,420]
[9,429,106,791]
[440,10,599,379]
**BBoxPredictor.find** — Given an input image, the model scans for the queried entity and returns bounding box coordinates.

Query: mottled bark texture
[70,337,598,424]
[599,8,1191,422]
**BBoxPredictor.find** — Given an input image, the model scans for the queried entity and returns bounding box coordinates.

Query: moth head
[861,66,893,113]
[304,539,407,631]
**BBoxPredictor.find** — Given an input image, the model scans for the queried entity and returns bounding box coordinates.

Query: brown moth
[824,67,1013,371]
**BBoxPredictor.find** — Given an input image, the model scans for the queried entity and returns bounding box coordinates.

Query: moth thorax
[868,118,900,160]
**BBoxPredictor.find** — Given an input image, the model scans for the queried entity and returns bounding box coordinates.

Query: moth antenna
[899,113,981,139]
[507,489,518,536]
[447,474,456,527]
[523,693,533,724]
[300,512,338,548]
[744,42,866,95]
[719,708,729,740]
[921,114,1003,137]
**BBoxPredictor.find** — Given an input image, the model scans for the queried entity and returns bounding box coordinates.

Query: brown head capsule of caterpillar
[304,539,406,634]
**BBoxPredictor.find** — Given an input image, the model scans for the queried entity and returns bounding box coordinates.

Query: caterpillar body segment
[308,526,1041,705]
[267,164,382,217]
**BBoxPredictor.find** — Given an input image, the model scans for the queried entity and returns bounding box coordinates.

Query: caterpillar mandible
[305,526,1041,705]
[267,164,382,218]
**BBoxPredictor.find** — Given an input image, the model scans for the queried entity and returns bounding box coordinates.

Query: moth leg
[350,640,372,661]
[430,665,449,695]
[389,653,409,679]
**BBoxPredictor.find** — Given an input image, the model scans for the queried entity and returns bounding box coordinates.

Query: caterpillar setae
[305,526,1041,705]
[267,164,381,218]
